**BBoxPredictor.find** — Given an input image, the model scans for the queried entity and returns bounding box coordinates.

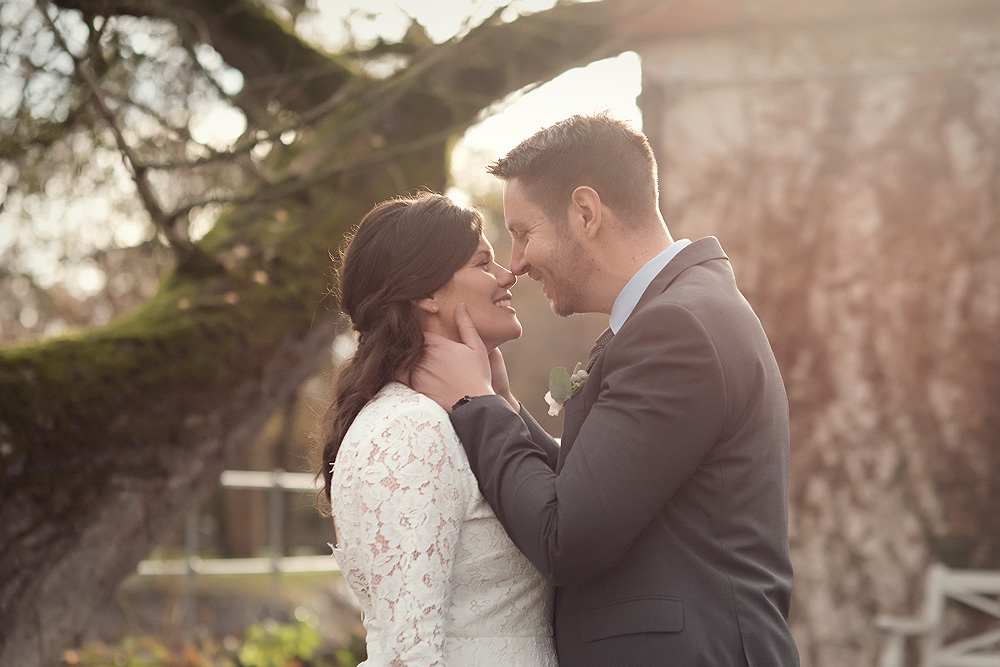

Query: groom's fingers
[455,303,485,353]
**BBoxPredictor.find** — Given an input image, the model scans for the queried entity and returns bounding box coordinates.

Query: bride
[317,192,558,666]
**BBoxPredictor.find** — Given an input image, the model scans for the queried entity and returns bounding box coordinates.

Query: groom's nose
[509,243,529,276]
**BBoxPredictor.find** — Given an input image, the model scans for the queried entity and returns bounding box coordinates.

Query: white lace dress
[329,382,557,666]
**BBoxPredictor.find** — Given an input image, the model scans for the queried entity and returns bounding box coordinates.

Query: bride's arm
[359,402,470,665]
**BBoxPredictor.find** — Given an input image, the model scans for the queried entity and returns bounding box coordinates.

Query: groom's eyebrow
[507,219,531,238]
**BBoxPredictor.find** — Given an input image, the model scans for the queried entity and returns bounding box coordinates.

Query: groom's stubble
[546,226,598,318]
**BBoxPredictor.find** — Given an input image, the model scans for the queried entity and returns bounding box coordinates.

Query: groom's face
[503,178,593,317]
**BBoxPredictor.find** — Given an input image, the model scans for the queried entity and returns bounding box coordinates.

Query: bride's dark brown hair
[318,192,483,502]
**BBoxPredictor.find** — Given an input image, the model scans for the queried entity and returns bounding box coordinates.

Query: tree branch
[53,0,359,115]
[38,0,196,258]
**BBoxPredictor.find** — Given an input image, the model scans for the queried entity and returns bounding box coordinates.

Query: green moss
[0,0,513,520]
[0,158,423,507]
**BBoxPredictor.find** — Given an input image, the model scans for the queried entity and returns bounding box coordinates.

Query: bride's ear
[414,295,439,315]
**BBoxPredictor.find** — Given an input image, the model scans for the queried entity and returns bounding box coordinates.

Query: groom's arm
[487,345,559,470]
[411,304,724,585]
[518,405,559,470]
[451,303,727,586]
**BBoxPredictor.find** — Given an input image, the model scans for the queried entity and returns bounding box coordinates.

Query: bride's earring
[416,294,439,315]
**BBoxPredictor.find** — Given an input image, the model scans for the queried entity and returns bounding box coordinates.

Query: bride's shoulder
[363,381,450,427]
[350,383,465,464]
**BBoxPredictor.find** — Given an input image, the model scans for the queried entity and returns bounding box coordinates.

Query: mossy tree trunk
[0,1,646,663]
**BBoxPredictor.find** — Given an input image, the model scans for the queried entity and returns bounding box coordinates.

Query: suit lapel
[631,236,728,315]
[555,237,729,472]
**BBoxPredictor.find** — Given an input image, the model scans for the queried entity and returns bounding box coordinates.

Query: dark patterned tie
[586,327,615,372]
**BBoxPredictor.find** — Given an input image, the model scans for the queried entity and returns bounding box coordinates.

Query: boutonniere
[544,362,588,416]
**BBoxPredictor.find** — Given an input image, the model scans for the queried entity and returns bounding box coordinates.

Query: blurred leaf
[548,366,571,403]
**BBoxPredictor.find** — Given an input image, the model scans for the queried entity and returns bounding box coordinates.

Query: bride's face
[421,235,521,350]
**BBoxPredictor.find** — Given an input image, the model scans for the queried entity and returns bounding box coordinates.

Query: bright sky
[447,51,642,206]
[298,0,644,199]
[4,0,643,307]
[192,0,643,198]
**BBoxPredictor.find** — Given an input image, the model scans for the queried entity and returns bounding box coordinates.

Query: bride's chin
[481,331,521,350]
[495,326,524,348]
[476,315,522,349]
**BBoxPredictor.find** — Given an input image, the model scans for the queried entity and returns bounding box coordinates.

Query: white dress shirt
[609,239,692,334]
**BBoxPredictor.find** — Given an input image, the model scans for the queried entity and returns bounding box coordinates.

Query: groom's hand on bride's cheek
[488,349,519,412]
[412,305,493,411]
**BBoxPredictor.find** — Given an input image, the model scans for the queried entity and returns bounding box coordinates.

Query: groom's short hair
[487,112,660,226]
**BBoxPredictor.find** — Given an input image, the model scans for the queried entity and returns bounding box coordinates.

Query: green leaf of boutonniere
[548,366,573,404]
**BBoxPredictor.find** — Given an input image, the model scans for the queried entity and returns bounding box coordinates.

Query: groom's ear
[570,186,602,241]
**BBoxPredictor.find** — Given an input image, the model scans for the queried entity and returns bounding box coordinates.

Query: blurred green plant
[334,634,367,667]
[60,618,365,667]
[238,618,320,667]
[62,634,232,666]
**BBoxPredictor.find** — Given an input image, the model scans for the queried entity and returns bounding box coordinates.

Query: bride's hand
[488,348,519,412]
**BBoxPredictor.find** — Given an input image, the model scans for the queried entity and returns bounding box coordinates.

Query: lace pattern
[330,383,556,666]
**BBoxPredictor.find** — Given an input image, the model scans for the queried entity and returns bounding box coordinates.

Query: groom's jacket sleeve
[451,301,726,586]
[518,404,559,470]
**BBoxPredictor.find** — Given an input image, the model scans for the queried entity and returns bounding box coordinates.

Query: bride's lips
[493,293,515,313]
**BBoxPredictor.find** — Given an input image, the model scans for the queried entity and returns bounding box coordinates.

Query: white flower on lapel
[543,391,562,417]
[545,362,588,416]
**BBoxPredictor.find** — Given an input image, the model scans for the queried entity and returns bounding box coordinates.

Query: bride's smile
[418,235,522,350]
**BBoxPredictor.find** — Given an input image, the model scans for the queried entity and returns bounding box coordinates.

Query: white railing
[138,470,339,577]
[877,563,1000,667]
[136,470,339,628]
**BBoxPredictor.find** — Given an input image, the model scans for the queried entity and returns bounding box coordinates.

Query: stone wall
[638,7,1000,665]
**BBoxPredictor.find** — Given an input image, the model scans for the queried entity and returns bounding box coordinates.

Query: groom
[413,113,799,665]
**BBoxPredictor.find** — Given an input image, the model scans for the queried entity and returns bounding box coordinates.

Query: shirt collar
[609,238,692,333]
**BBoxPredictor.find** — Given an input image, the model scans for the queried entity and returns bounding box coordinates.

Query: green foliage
[238,618,320,667]
[60,619,365,667]
[334,634,367,667]
[62,634,226,666]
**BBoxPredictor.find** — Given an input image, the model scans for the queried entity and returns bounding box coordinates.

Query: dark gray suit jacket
[451,237,799,666]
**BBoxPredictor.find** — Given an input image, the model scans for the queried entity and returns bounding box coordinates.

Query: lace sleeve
[355,402,470,665]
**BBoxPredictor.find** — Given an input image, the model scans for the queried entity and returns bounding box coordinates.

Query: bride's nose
[498,266,516,289]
